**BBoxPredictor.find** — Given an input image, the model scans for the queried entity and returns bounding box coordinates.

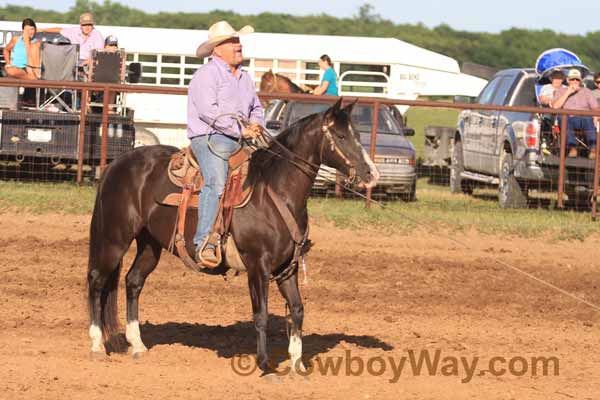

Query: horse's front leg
[248,267,272,374]
[277,273,305,372]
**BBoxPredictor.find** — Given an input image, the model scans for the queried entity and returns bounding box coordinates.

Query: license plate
[27,129,52,142]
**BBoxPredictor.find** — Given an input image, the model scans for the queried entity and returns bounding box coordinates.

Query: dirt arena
[1,212,599,399]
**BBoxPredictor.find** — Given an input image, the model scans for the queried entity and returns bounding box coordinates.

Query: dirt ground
[1,212,599,399]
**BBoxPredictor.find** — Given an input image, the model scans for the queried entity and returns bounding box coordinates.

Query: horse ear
[343,98,358,115]
[323,97,344,126]
[332,97,344,115]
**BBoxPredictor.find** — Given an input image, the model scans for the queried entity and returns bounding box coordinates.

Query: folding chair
[38,42,79,112]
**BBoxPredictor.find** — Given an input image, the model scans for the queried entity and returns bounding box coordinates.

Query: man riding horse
[188,21,263,267]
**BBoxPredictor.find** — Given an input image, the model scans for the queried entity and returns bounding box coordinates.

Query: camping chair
[87,49,127,115]
[38,42,79,112]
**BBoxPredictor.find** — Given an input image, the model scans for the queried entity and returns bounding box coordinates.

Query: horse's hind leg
[88,240,130,355]
[277,273,306,372]
[125,230,161,356]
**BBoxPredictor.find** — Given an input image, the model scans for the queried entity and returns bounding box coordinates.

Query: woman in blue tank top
[312,54,339,96]
[3,18,41,80]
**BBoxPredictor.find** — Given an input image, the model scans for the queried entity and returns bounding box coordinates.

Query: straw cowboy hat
[195,21,254,58]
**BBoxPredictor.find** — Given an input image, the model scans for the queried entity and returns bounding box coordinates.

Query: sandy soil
[0,212,599,399]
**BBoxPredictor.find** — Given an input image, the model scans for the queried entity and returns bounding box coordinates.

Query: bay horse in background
[87,98,380,375]
[259,70,312,107]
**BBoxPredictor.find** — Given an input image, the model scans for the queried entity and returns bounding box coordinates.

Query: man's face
[23,25,36,40]
[105,44,118,52]
[213,37,243,67]
[80,24,93,35]
[568,77,581,89]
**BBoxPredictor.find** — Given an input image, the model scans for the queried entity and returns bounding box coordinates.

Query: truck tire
[134,128,160,147]
[450,139,472,195]
[566,187,591,210]
[402,177,417,202]
[498,150,528,209]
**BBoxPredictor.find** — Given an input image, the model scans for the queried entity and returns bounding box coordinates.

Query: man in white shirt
[539,69,565,107]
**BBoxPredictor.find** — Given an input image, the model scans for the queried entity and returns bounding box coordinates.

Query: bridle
[319,119,358,183]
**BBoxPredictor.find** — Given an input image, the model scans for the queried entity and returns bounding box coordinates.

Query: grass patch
[309,178,599,241]
[404,106,459,158]
[0,180,598,241]
[0,181,95,215]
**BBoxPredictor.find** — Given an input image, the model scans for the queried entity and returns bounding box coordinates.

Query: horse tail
[87,171,127,352]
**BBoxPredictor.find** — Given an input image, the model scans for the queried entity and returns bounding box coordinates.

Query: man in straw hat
[552,69,599,159]
[188,21,264,267]
[40,12,104,67]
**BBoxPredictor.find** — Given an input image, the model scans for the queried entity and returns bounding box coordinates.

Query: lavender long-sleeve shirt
[60,26,104,64]
[187,56,264,139]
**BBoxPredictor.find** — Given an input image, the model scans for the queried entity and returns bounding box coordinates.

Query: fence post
[335,171,343,198]
[76,88,88,184]
[100,86,110,174]
[366,101,379,208]
[592,128,600,221]
[557,115,568,209]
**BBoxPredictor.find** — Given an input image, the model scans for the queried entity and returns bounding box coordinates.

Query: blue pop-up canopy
[535,48,589,82]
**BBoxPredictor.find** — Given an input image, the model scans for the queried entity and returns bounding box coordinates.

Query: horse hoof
[262,373,284,384]
[293,362,307,373]
[88,351,107,361]
[132,350,147,360]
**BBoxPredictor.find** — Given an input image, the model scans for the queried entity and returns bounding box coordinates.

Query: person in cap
[552,69,599,158]
[539,69,565,107]
[40,12,104,66]
[104,35,119,52]
[593,71,600,103]
[188,21,264,267]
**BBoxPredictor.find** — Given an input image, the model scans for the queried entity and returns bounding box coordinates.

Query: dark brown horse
[87,98,379,374]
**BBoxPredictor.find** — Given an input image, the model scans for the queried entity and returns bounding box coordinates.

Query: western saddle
[159,145,309,280]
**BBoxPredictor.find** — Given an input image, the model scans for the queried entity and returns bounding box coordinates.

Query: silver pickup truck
[452,68,598,208]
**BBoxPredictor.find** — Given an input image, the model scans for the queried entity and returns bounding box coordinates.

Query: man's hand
[567,84,580,94]
[242,123,262,139]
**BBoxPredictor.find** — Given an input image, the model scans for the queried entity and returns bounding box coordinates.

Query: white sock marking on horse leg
[289,332,305,372]
[89,324,105,353]
[126,320,148,354]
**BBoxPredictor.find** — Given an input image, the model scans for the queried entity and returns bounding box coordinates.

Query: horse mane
[262,70,307,94]
[276,74,306,94]
[247,112,321,186]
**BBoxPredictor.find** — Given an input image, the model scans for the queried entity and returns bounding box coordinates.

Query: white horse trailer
[0,21,487,148]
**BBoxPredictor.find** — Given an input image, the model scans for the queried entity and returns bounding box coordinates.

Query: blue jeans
[190,134,240,249]
[559,116,597,147]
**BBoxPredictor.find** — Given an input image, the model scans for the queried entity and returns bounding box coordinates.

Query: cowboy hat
[195,21,254,58]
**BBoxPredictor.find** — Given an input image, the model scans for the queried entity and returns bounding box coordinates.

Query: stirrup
[197,233,222,268]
